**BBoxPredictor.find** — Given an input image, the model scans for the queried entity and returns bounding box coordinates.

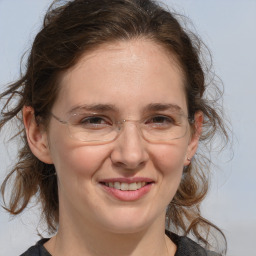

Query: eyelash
[146,115,175,124]
[79,116,111,126]
[76,114,176,127]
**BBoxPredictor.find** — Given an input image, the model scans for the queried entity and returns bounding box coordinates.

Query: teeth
[120,183,129,190]
[114,182,121,189]
[129,182,138,191]
[105,181,148,191]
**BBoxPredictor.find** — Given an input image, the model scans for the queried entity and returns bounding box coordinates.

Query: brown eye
[82,117,105,124]
[151,116,173,123]
[145,115,175,129]
[79,116,111,129]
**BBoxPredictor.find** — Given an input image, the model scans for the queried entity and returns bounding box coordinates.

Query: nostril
[110,129,149,170]
[112,159,146,171]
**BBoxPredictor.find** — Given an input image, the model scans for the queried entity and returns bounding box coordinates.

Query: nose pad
[110,122,149,170]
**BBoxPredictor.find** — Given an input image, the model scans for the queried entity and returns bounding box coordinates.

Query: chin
[103,221,150,235]
[97,207,162,235]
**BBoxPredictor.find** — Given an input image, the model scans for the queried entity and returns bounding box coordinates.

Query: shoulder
[19,239,51,256]
[165,230,221,256]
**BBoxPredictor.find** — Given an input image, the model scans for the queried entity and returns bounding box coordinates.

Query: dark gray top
[20,231,220,256]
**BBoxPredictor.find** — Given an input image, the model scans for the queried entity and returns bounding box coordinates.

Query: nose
[110,122,149,170]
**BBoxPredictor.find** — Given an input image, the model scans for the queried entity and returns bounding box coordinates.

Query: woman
[0,0,228,255]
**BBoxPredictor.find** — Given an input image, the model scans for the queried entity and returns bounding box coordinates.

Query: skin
[23,39,202,256]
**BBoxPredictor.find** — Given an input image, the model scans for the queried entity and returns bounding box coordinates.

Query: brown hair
[0,0,228,253]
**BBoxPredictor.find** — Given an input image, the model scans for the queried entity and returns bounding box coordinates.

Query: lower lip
[101,183,153,201]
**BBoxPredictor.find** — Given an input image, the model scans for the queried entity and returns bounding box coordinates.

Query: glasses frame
[50,112,193,145]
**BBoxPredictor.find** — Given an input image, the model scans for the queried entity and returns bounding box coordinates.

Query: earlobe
[184,111,203,166]
[23,106,53,164]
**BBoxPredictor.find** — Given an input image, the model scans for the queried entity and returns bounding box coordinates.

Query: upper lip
[99,177,155,184]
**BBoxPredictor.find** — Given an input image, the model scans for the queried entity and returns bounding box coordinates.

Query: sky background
[0,0,255,255]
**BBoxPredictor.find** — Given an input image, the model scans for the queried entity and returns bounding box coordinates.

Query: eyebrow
[143,103,184,114]
[68,104,118,115]
[68,103,184,115]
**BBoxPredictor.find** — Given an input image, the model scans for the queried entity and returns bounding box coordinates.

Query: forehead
[54,39,187,116]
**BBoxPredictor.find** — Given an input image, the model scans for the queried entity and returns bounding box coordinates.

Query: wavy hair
[0,0,228,253]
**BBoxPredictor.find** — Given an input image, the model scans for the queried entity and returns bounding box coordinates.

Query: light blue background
[0,1,255,255]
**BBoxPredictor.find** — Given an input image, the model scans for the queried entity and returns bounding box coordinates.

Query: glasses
[50,111,191,145]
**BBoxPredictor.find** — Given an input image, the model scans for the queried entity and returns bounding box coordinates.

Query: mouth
[99,178,154,201]
[101,181,151,191]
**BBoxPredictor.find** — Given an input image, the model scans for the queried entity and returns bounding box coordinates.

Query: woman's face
[45,39,198,233]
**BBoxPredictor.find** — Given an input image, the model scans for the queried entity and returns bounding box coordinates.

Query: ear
[184,111,203,166]
[23,106,53,164]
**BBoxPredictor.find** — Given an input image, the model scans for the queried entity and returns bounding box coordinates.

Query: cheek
[149,142,188,202]
[49,132,110,178]
[65,147,109,175]
[150,142,188,175]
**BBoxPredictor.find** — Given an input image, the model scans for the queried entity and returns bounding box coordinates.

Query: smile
[99,178,154,201]
[103,181,147,191]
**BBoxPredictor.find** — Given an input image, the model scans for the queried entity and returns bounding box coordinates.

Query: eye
[145,115,175,129]
[78,116,111,129]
